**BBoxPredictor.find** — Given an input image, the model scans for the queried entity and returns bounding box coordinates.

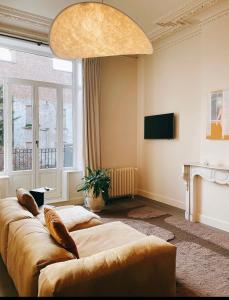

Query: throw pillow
[16,188,40,216]
[44,207,79,258]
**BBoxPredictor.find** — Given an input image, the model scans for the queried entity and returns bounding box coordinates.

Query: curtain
[83,58,102,171]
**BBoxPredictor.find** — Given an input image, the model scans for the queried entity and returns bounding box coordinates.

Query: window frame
[0,38,81,175]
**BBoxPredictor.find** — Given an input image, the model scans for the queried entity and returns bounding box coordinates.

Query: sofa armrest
[38,236,176,297]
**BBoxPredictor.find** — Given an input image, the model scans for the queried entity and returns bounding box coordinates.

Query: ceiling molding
[0,4,51,42]
[0,1,221,45]
[152,1,229,53]
[153,26,202,53]
[148,0,219,42]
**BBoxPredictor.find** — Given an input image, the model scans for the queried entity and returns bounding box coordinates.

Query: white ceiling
[0,0,191,35]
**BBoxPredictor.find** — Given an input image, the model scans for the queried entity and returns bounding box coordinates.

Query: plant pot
[85,192,105,213]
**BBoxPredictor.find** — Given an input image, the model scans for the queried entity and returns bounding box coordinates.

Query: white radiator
[108,167,136,198]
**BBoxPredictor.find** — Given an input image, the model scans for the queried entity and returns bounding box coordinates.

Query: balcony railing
[7,145,73,171]
[13,148,32,170]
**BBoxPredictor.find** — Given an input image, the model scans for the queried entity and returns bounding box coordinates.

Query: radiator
[108,167,135,199]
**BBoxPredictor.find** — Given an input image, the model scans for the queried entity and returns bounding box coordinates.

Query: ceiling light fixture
[49,1,153,59]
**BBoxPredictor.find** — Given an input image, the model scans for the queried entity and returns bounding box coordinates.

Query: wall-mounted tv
[144,113,175,139]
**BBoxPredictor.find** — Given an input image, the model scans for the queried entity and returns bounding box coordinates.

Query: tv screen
[144,113,175,139]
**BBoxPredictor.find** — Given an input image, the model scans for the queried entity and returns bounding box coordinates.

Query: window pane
[52,58,72,73]
[0,47,12,62]
[63,88,73,167]
[0,82,4,172]
[0,49,72,85]
[39,87,57,169]
[11,84,33,171]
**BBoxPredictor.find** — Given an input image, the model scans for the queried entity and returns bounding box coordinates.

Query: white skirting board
[198,214,229,233]
[137,189,185,210]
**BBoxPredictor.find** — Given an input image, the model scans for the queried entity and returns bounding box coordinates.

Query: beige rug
[165,215,229,251]
[102,217,175,242]
[176,241,229,297]
[127,206,167,219]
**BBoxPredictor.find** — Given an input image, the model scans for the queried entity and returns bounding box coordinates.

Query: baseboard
[71,197,84,205]
[138,189,185,210]
[198,213,229,232]
[46,197,84,206]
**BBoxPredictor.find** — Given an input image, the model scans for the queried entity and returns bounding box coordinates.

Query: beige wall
[137,31,202,209]
[100,56,138,169]
[200,9,229,165]
[137,1,229,230]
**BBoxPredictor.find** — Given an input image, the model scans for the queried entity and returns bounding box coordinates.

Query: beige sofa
[0,197,177,297]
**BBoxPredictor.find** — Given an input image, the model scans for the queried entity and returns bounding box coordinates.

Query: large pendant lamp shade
[49,2,153,59]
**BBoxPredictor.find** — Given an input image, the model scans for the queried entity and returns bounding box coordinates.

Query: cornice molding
[0,1,225,46]
[201,6,229,26]
[152,1,229,53]
[153,26,202,53]
[148,0,219,42]
[0,4,51,42]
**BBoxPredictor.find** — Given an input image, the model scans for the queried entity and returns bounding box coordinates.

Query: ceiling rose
[49,2,153,59]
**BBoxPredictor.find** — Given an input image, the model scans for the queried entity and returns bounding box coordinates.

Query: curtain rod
[0,33,49,46]
[0,33,138,59]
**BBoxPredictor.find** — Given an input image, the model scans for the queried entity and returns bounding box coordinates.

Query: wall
[100,56,138,169]
[138,30,202,209]
[138,1,229,215]
[200,6,229,165]
[66,56,138,205]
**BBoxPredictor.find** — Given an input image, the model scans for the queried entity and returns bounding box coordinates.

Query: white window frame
[0,37,81,175]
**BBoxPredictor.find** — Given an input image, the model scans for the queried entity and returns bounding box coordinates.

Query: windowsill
[0,175,9,179]
[63,168,83,173]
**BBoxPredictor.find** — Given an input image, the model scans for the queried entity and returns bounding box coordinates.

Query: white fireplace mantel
[182,163,229,223]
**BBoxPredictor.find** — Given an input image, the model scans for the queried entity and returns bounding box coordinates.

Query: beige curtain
[83,58,102,171]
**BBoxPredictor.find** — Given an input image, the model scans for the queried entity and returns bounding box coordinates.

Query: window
[11,85,33,171]
[63,88,73,168]
[0,47,13,62]
[0,39,83,175]
[52,58,72,73]
[0,82,3,171]
[25,105,32,127]
[26,142,32,149]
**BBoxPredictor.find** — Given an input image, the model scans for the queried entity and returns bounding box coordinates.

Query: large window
[0,42,82,174]
[11,83,33,171]
[0,81,4,171]
[63,88,73,167]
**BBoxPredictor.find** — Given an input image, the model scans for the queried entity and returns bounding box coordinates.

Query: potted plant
[77,167,111,212]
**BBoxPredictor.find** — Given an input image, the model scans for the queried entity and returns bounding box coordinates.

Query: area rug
[176,241,229,297]
[127,205,167,219]
[165,215,229,251]
[102,217,175,242]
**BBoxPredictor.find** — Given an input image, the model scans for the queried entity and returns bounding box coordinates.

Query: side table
[30,187,54,207]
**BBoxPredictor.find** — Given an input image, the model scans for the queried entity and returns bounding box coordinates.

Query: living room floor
[1,196,229,297]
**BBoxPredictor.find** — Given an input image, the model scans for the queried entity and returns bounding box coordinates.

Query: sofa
[0,197,177,297]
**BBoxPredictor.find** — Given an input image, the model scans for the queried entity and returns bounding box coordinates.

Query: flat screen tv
[144,113,175,139]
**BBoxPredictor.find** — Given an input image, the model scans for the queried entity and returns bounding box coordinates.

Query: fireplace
[182,163,229,232]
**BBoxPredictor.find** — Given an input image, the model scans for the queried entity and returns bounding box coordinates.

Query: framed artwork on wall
[206,90,229,140]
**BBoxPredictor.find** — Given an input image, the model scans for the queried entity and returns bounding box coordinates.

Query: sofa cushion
[16,188,40,216]
[7,218,75,297]
[37,205,103,232]
[0,197,33,264]
[38,234,177,297]
[71,221,146,258]
[44,207,79,258]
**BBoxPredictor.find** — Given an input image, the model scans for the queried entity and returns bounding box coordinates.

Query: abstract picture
[207,90,229,140]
